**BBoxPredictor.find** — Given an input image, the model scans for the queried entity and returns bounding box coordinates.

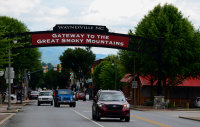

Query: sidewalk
[130,105,200,122]
[0,99,35,127]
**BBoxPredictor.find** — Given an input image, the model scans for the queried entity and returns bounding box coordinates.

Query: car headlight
[124,104,130,108]
[38,98,42,100]
[97,102,103,108]
[48,98,53,101]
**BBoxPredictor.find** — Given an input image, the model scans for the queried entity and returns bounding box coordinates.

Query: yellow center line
[130,115,172,127]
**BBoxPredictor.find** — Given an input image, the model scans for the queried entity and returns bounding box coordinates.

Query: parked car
[191,97,200,108]
[76,92,86,101]
[2,92,16,100]
[38,91,53,106]
[29,91,39,100]
[92,90,131,122]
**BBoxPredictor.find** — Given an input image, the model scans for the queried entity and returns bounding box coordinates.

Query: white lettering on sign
[62,39,84,43]
[33,33,127,47]
[52,34,85,38]
[58,26,94,30]
[86,39,124,46]
[37,39,59,44]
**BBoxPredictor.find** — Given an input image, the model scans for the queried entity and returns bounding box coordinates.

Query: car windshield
[39,92,51,96]
[58,91,71,94]
[99,92,126,101]
[31,91,38,94]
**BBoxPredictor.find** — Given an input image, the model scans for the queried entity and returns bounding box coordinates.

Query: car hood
[38,96,53,99]
[98,101,127,105]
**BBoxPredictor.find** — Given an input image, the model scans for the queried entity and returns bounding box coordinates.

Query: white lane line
[71,109,104,127]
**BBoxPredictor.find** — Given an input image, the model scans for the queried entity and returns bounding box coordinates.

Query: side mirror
[126,98,131,102]
[93,96,97,102]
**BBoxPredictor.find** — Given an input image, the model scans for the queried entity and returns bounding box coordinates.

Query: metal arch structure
[8,24,163,95]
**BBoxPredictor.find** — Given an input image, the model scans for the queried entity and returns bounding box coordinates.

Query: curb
[179,116,200,122]
[0,113,15,127]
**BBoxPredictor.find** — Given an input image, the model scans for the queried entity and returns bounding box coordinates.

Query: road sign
[0,71,4,76]
[5,67,15,79]
[132,81,138,88]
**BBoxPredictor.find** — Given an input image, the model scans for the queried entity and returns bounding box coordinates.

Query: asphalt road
[3,100,200,127]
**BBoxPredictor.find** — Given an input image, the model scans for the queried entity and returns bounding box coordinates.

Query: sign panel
[132,81,138,88]
[32,33,129,48]
[0,71,4,76]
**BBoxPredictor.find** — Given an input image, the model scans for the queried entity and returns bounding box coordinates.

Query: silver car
[191,97,200,108]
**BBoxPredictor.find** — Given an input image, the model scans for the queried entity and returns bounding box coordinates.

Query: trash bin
[17,92,21,101]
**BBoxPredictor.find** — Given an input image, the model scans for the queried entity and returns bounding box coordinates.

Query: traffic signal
[91,67,93,73]
[70,69,72,74]
[46,65,48,72]
[59,64,61,73]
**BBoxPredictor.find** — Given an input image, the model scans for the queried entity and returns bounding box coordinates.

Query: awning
[120,73,137,83]
[139,75,200,87]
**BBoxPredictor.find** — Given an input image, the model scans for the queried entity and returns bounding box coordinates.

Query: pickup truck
[54,89,76,107]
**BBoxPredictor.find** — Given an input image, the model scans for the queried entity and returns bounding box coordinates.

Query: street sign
[132,81,138,88]
[0,71,4,76]
[5,67,15,79]
[53,65,57,71]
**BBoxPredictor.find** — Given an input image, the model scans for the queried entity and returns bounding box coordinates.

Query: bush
[146,101,154,106]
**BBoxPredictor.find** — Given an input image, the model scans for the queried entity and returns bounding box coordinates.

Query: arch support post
[157,37,163,96]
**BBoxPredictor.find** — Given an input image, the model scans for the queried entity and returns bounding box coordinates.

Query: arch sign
[15,24,163,95]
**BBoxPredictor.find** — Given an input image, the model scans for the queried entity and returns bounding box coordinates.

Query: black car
[92,90,131,122]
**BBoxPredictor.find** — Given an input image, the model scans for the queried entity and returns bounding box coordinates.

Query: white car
[38,91,53,106]
[4,92,16,100]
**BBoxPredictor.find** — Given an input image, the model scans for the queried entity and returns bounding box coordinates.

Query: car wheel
[83,99,86,101]
[51,101,53,105]
[54,101,57,107]
[95,111,100,121]
[57,103,60,107]
[70,104,72,107]
[76,99,78,101]
[125,117,130,122]
[92,110,95,120]
[38,101,40,106]
[11,97,14,100]
[73,103,76,107]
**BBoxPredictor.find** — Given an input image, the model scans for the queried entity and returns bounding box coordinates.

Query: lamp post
[112,56,118,90]
[129,53,137,107]
[7,30,17,110]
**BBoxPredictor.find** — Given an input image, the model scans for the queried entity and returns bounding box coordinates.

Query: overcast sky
[1,0,200,55]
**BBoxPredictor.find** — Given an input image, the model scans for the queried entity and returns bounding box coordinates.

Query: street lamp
[112,56,118,90]
[7,30,17,110]
[129,53,136,107]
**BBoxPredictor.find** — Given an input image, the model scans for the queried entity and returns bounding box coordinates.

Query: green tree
[59,47,96,90]
[93,55,126,90]
[0,16,30,96]
[120,3,200,96]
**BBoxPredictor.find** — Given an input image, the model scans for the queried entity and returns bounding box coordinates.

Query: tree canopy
[119,3,200,95]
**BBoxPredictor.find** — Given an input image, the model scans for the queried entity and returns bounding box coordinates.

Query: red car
[29,91,39,100]
[92,90,131,122]
[76,92,86,101]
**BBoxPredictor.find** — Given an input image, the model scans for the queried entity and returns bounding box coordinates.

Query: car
[191,97,200,108]
[2,92,16,100]
[92,90,131,122]
[38,91,53,106]
[76,92,86,101]
[29,91,39,100]
[54,89,76,107]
